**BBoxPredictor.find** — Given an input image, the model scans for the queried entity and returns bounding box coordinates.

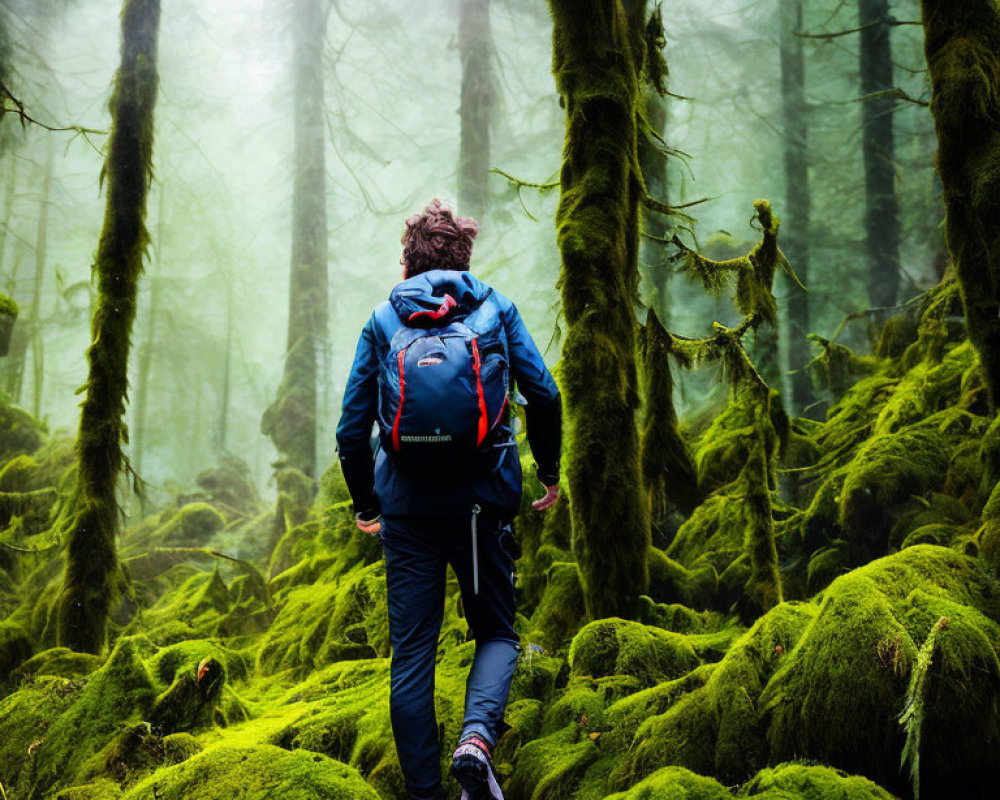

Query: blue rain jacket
[335,269,561,519]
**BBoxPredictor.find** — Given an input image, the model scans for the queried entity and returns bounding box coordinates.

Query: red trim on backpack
[492,394,508,429]
[471,338,488,446]
[392,349,406,451]
[408,294,457,323]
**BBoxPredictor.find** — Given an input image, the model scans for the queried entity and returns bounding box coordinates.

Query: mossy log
[548,0,652,619]
[921,0,1000,409]
[58,0,160,655]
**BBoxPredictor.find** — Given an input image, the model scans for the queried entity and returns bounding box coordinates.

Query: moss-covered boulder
[604,766,732,799]
[120,745,379,800]
[11,637,159,797]
[616,601,815,787]
[738,763,898,799]
[763,546,1000,796]
[569,618,702,688]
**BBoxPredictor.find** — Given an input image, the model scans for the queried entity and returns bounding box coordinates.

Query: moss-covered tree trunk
[262,0,329,479]
[641,310,699,526]
[58,0,160,654]
[549,0,651,619]
[859,0,900,314]
[781,0,811,412]
[921,0,1000,409]
[458,0,494,221]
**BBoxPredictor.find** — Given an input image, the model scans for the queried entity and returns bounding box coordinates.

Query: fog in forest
[0,0,937,499]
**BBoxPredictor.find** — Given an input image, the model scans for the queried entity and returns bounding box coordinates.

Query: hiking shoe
[450,735,503,800]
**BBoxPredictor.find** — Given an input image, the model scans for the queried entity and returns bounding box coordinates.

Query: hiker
[335,199,562,800]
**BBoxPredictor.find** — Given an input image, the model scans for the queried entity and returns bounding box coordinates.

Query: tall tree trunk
[458,0,495,221]
[261,0,329,480]
[30,139,54,419]
[3,245,26,401]
[58,0,160,654]
[781,0,812,412]
[549,0,650,619]
[859,0,900,314]
[0,152,16,284]
[920,0,1000,409]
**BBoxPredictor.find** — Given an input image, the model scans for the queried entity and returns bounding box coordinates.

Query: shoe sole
[451,754,503,800]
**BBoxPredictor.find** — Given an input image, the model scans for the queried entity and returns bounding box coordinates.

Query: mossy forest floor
[2,275,999,799]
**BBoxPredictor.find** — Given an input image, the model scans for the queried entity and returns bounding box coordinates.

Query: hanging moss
[549,0,652,619]
[920,0,1000,409]
[58,0,161,655]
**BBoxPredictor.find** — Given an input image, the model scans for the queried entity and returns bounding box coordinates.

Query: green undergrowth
[2,278,1000,799]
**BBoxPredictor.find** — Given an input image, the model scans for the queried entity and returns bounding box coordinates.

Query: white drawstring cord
[472,504,481,595]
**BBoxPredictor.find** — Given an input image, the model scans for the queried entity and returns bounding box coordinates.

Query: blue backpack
[376,297,510,475]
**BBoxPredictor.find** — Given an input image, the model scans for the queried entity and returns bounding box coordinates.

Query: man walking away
[336,199,562,800]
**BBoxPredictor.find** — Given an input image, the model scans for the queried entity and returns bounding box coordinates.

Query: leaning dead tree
[58,0,161,654]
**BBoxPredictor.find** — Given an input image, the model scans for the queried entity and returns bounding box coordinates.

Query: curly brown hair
[400,199,479,278]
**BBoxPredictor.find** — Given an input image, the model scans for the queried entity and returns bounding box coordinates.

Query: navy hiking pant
[380,512,521,800]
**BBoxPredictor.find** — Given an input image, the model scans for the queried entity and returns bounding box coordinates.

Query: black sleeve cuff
[524,392,562,486]
[338,446,379,520]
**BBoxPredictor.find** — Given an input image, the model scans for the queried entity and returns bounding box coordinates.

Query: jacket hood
[389,269,492,325]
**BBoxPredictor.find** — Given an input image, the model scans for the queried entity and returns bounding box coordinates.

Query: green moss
[14,646,103,680]
[738,763,898,799]
[256,560,388,675]
[54,780,124,799]
[120,745,379,800]
[0,675,83,790]
[505,724,599,800]
[837,413,957,564]
[568,618,701,687]
[616,601,816,788]
[876,312,919,360]
[604,766,731,800]
[526,561,586,653]
[763,546,1000,795]
[19,637,159,796]
[0,397,45,464]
